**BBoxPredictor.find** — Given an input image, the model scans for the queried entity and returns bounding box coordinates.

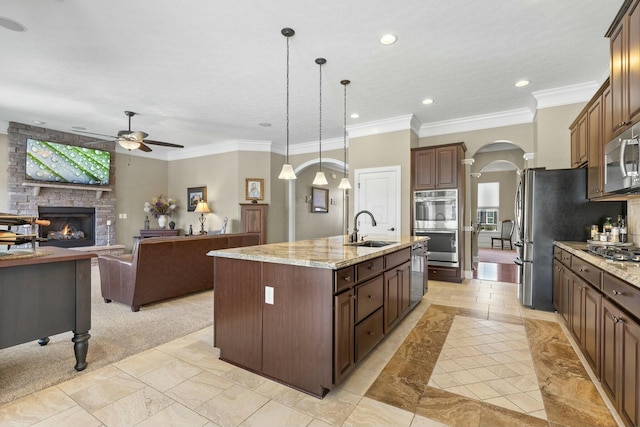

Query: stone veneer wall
[7,122,116,246]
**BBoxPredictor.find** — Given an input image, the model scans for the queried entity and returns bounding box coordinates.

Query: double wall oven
[413,189,459,268]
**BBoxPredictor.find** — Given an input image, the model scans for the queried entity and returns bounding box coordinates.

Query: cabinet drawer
[335,266,355,293]
[603,272,640,316]
[356,257,384,283]
[356,276,384,323]
[428,266,458,279]
[561,251,571,266]
[355,307,384,362]
[553,246,562,261]
[385,247,411,270]
[571,257,602,289]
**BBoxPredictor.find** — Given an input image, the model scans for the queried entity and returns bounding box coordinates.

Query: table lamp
[194,201,211,234]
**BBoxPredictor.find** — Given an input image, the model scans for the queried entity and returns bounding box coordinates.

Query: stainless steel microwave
[605,123,640,194]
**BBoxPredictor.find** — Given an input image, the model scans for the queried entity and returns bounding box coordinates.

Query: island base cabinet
[334,289,355,383]
[213,258,263,373]
[214,257,334,398]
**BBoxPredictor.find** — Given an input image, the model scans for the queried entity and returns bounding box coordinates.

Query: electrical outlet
[265,286,274,305]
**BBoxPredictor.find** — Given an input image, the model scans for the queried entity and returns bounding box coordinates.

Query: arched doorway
[470,142,524,282]
[285,157,348,241]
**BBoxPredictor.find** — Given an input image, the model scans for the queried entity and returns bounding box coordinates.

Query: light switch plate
[265,286,274,305]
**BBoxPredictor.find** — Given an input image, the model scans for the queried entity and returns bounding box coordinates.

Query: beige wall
[534,103,586,169]
[294,166,345,240]
[115,154,168,250]
[348,130,412,236]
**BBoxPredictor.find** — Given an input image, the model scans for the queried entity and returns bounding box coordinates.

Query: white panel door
[354,166,401,239]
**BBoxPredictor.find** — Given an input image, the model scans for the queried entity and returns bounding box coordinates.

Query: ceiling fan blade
[74,129,119,139]
[143,139,184,148]
[138,142,153,152]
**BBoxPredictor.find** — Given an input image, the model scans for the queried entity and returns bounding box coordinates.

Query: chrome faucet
[349,210,377,242]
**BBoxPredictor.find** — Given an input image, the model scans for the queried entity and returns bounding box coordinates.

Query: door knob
[388,227,395,231]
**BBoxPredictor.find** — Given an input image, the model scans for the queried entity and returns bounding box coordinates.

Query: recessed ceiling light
[422,98,434,105]
[32,120,45,125]
[0,17,26,32]
[350,113,360,119]
[259,122,271,127]
[379,34,397,45]
[515,80,530,87]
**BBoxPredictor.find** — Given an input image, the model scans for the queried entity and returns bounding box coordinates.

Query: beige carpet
[0,266,213,406]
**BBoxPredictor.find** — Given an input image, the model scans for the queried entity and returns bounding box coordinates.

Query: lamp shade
[194,201,211,214]
[118,139,141,151]
[312,171,328,186]
[338,177,352,189]
[278,163,297,180]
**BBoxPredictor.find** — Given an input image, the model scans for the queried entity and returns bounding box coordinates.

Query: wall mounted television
[25,138,111,185]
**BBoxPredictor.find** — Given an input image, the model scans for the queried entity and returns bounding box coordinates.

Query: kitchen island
[208,235,427,397]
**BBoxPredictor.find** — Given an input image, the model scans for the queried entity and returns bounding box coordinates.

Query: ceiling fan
[78,111,184,152]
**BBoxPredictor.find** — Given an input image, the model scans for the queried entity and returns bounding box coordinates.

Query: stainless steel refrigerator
[514,168,625,311]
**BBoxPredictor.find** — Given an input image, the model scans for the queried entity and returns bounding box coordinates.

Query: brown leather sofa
[98,232,260,311]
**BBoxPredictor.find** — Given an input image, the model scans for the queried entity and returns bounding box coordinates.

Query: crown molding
[532,81,600,109]
[346,114,420,139]
[419,108,533,138]
[287,136,344,156]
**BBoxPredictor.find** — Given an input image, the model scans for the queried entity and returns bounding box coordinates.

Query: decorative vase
[169,221,176,230]
[157,215,167,229]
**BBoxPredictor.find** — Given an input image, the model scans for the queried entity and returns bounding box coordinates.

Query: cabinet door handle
[612,289,624,296]
[367,264,373,270]
[344,276,352,282]
[368,295,374,299]
[367,331,375,336]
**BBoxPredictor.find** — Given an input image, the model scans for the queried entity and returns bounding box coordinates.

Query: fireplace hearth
[38,206,95,247]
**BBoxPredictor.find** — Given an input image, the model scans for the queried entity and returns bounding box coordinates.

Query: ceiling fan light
[312,171,328,186]
[278,163,297,180]
[338,177,352,189]
[118,139,141,151]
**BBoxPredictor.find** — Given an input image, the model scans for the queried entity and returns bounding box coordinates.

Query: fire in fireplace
[38,206,95,248]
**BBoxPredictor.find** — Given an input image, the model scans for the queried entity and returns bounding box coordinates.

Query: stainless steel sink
[346,240,396,248]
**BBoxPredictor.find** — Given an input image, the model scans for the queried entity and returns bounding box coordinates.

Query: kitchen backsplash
[627,198,640,245]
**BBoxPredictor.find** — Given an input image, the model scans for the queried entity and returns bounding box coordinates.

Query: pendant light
[278,27,297,180]
[338,79,352,190]
[312,57,328,186]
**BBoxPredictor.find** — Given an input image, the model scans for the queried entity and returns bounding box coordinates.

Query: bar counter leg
[72,331,90,371]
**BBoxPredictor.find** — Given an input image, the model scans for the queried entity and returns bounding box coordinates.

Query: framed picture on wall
[311,187,329,213]
[187,186,207,212]
[245,178,264,201]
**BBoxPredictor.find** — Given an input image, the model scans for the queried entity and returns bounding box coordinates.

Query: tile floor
[0,276,625,427]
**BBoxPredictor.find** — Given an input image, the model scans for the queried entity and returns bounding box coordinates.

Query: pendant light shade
[278,27,297,180]
[312,57,328,186]
[338,79,352,190]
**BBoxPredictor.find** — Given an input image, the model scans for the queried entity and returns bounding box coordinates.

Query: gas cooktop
[588,244,640,262]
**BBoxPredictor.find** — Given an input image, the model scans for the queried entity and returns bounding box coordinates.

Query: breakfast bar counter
[208,235,427,397]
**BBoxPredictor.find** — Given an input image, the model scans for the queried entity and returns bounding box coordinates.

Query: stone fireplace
[38,206,96,248]
[6,122,116,247]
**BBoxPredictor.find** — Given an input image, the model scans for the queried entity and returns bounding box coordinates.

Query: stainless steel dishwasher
[410,241,428,307]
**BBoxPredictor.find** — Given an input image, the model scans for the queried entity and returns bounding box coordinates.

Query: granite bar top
[207,235,428,270]
[555,241,640,289]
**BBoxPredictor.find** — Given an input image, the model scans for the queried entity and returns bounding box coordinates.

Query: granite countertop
[555,241,640,289]
[207,235,428,270]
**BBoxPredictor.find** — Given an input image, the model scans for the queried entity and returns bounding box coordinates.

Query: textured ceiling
[0,0,622,158]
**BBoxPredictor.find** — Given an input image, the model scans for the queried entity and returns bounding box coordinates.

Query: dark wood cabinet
[334,288,354,383]
[587,94,604,198]
[411,144,463,191]
[554,244,640,427]
[608,0,640,138]
[240,203,267,244]
[570,113,588,168]
[601,296,640,427]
